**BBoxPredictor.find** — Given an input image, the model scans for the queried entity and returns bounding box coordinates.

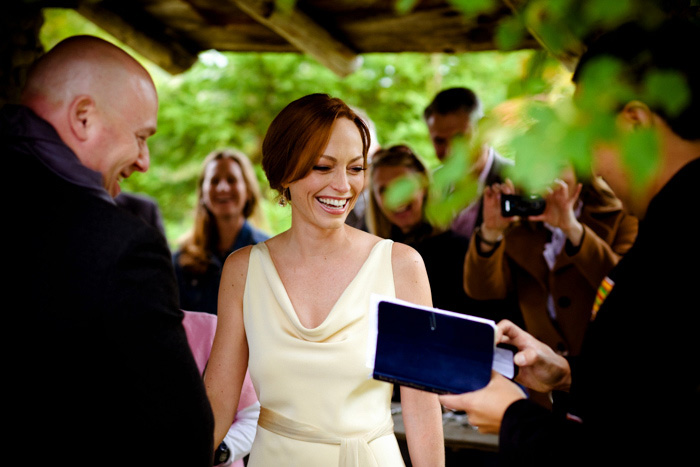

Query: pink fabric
[182,311,258,467]
[183,310,218,375]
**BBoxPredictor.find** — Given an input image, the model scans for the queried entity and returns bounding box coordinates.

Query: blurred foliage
[38,0,693,245]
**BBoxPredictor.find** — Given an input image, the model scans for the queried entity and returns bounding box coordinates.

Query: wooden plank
[230,0,361,77]
[188,25,295,51]
[340,5,539,53]
[76,2,199,74]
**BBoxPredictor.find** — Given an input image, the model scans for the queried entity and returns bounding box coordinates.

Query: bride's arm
[392,243,445,467]
[204,246,252,447]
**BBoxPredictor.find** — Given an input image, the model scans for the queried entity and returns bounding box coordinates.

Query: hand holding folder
[367,295,515,394]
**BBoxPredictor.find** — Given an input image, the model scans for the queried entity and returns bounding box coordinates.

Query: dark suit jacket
[450,148,512,239]
[498,159,700,466]
[3,105,214,466]
[115,191,166,237]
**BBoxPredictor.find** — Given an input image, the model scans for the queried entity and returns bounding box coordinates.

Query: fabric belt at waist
[257,406,395,467]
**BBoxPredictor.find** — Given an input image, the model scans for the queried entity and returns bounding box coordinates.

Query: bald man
[2,36,214,465]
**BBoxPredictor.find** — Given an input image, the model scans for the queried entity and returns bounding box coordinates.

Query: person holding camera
[463,167,638,395]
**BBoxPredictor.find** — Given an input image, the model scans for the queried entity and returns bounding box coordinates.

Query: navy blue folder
[368,296,512,395]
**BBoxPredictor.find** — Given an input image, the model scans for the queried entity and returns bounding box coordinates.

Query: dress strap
[257,407,394,467]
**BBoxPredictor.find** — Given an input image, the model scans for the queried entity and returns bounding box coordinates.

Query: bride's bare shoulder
[389,241,431,306]
[221,244,257,283]
[390,241,425,272]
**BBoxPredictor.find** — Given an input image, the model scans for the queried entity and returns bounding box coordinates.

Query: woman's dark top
[173,221,269,314]
[394,222,521,323]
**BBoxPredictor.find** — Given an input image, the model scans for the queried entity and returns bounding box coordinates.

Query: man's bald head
[21,35,158,197]
[22,35,154,119]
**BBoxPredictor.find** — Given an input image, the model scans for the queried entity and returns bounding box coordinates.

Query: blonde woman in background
[173,149,269,315]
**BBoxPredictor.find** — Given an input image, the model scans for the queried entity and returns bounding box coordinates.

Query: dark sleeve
[172,249,187,308]
[103,225,214,465]
[150,201,166,237]
[499,399,584,467]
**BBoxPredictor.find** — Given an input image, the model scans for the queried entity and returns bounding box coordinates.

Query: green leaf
[383,175,423,210]
[644,70,691,117]
[583,0,633,26]
[395,0,420,15]
[621,128,660,193]
[449,0,496,16]
[274,0,296,15]
[496,16,527,51]
[575,56,634,113]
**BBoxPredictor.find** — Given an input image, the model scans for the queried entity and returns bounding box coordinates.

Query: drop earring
[279,188,291,207]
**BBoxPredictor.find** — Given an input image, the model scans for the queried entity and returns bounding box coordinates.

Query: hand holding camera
[480,175,585,249]
[478,181,517,249]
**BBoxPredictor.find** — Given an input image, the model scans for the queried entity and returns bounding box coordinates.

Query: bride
[205,93,444,466]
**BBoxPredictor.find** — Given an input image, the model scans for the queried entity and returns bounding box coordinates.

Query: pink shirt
[182,310,258,466]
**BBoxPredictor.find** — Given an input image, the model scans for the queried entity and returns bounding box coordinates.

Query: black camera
[501,194,546,217]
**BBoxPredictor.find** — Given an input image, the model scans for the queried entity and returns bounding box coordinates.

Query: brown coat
[464,196,638,356]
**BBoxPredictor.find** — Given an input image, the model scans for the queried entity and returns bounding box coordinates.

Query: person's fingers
[439,392,475,412]
[551,178,566,191]
[513,347,539,367]
[494,324,504,344]
[497,319,522,343]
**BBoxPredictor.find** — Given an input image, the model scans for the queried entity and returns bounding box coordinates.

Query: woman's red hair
[262,93,371,202]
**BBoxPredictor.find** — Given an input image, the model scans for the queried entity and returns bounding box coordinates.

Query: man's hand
[529,177,584,247]
[498,320,572,393]
[479,181,517,247]
[439,372,526,434]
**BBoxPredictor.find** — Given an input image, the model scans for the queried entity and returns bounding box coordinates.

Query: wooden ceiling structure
[15,0,700,77]
[36,0,560,76]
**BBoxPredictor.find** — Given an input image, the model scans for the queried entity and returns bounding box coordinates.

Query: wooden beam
[230,0,361,77]
[75,2,199,74]
[340,5,540,53]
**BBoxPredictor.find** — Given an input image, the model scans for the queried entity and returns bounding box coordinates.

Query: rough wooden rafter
[75,1,199,74]
[230,0,361,77]
[340,4,540,53]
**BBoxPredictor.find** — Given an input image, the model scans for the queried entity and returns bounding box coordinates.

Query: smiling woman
[204,93,445,466]
[286,118,367,231]
[173,148,269,315]
[367,144,430,242]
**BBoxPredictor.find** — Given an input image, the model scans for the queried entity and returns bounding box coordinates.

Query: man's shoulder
[21,163,166,263]
[489,148,513,178]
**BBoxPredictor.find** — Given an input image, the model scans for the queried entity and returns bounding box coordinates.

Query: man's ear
[620,100,655,130]
[68,95,96,142]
